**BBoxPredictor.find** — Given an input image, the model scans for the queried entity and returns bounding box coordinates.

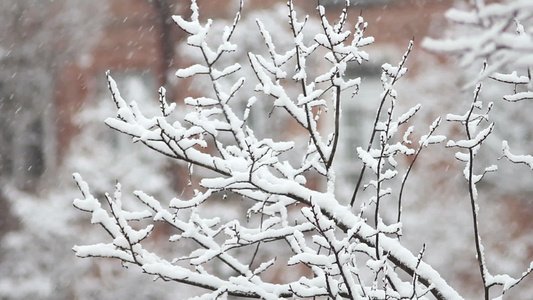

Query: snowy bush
[72,0,533,299]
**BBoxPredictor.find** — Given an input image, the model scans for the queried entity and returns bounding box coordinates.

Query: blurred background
[0,0,532,299]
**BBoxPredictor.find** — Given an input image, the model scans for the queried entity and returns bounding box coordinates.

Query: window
[0,81,54,191]
[337,63,383,181]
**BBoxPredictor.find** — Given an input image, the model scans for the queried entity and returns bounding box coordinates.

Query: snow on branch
[423,0,533,104]
[501,141,533,170]
[423,1,533,71]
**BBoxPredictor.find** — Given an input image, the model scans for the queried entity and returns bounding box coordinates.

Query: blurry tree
[0,0,108,298]
[0,0,107,191]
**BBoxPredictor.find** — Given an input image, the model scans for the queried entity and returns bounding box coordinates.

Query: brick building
[54,0,452,163]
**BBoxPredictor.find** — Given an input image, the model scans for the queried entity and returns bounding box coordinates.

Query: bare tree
[423,2,533,298]
[73,0,533,299]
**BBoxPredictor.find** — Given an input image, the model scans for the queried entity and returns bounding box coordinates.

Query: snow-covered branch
[71,0,533,299]
[423,0,533,103]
